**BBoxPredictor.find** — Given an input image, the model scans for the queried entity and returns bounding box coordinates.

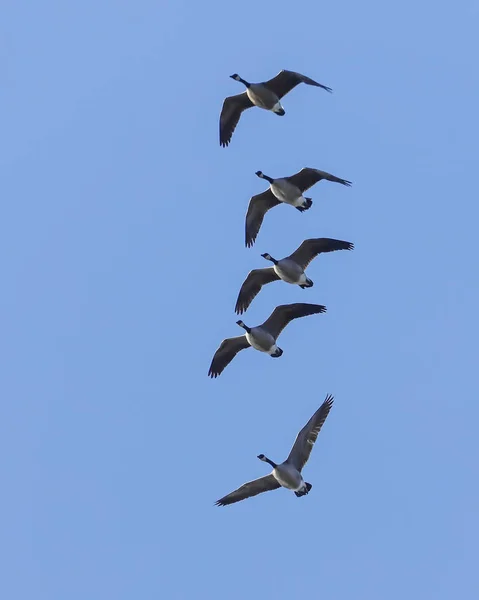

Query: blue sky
[2,1,479,598]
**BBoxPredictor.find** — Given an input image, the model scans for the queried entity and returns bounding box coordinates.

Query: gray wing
[260,303,327,339]
[245,190,281,248]
[208,335,251,378]
[235,268,280,315]
[288,238,354,270]
[286,394,334,471]
[263,70,333,99]
[215,474,281,506]
[286,168,352,192]
[219,92,254,147]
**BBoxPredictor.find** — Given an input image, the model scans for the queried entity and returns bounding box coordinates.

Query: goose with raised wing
[245,168,352,248]
[219,70,332,147]
[235,238,354,314]
[216,394,334,506]
[208,303,326,378]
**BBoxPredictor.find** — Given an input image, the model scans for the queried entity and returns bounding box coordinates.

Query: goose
[235,238,354,314]
[219,70,332,147]
[215,394,334,506]
[245,168,352,248]
[208,303,326,378]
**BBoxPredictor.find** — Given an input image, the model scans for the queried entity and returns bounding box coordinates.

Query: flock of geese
[210,70,353,507]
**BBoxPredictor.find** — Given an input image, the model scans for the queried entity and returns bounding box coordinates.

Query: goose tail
[296,198,313,212]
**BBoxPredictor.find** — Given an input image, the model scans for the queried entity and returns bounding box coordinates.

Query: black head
[236,319,251,333]
[255,170,264,178]
[261,252,276,264]
[230,74,250,88]
[257,454,277,468]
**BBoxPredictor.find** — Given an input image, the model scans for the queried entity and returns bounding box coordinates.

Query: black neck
[240,323,251,333]
[264,457,277,468]
[262,174,274,184]
[239,77,250,88]
[269,256,278,265]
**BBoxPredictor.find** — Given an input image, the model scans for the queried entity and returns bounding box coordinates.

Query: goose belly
[246,87,278,110]
[270,180,303,205]
[245,330,278,355]
[274,261,305,284]
[297,272,308,285]
[273,465,304,491]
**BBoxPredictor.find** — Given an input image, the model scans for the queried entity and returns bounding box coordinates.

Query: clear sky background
[1,1,479,598]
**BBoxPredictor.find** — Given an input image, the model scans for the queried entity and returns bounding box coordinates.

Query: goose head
[230,74,249,87]
[257,454,277,468]
[255,171,273,183]
[261,252,278,265]
[236,319,251,334]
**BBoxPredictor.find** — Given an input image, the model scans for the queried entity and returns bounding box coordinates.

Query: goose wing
[259,303,327,339]
[235,268,280,315]
[286,394,334,471]
[262,70,332,99]
[288,238,354,270]
[245,190,281,248]
[208,335,251,378]
[286,168,352,192]
[215,474,281,506]
[219,92,254,147]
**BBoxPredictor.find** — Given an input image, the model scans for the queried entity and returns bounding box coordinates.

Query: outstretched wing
[215,474,281,506]
[219,93,254,147]
[245,190,280,248]
[286,168,352,192]
[286,394,334,471]
[260,303,327,339]
[288,238,354,270]
[263,70,333,99]
[208,336,251,378]
[235,268,280,315]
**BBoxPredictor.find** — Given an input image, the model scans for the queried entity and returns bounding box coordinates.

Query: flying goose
[215,394,334,506]
[245,168,352,248]
[208,303,326,378]
[219,70,332,147]
[235,238,354,314]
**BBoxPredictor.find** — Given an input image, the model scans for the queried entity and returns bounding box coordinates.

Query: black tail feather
[296,198,313,212]
[294,483,313,498]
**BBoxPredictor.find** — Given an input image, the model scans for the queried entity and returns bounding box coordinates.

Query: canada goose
[219,70,332,147]
[245,168,352,248]
[235,238,354,314]
[208,303,326,378]
[215,394,334,506]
